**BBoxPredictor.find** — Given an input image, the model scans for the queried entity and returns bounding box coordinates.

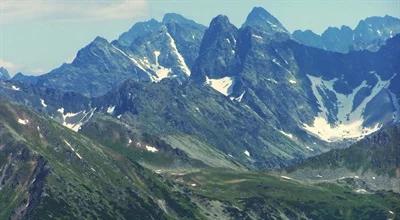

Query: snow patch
[205,76,235,96]
[11,85,21,91]
[251,34,263,40]
[106,106,115,114]
[272,58,294,75]
[166,32,191,76]
[279,130,295,140]
[18,118,29,125]
[40,99,47,108]
[303,74,392,142]
[355,189,367,194]
[389,91,400,122]
[152,50,172,81]
[63,139,82,159]
[244,150,250,157]
[57,107,96,132]
[266,78,278,84]
[288,79,297,84]
[306,146,314,151]
[280,175,293,180]
[233,91,246,102]
[145,145,158,153]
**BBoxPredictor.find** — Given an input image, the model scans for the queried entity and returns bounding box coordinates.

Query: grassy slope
[288,124,400,177]
[0,100,204,219]
[175,169,400,220]
[1,100,399,219]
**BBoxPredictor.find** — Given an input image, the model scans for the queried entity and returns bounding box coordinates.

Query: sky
[1,0,399,76]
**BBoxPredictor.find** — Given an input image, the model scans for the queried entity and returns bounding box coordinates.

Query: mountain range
[292,15,400,53]
[0,6,399,219]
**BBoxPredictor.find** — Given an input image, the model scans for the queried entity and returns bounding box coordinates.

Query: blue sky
[1,0,399,76]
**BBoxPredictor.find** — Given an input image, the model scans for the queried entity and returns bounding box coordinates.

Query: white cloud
[0,58,46,76]
[0,58,18,73]
[0,0,149,24]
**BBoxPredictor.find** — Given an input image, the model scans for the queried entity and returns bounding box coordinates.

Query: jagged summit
[117,19,163,47]
[209,15,236,30]
[293,15,400,52]
[242,6,289,34]
[192,14,239,80]
[162,13,199,26]
[0,66,10,80]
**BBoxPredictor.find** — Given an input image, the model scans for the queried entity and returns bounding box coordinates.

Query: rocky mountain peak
[192,15,239,80]
[117,19,163,47]
[0,67,10,80]
[162,13,198,26]
[242,6,289,35]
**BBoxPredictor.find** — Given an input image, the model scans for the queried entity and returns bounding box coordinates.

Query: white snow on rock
[389,210,394,215]
[251,34,263,40]
[266,78,278,84]
[272,58,294,75]
[280,175,293,180]
[18,118,29,125]
[37,126,43,138]
[111,45,152,77]
[40,99,47,108]
[151,50,172,81]
[63,139,82,159]
[11,85,21,91]
[305,146,314,151]
[288,79,297,84]
[233,91,246,102]
[389,91,400,122]
[205,76,235,96]
[244,150,250,157]
[166,32,191,77]
[279,130,295,140]
[303,73,392,142]
[106,106,115,114]
[355,189,367,194]
[145,145,158,153]
[57,107,96,132]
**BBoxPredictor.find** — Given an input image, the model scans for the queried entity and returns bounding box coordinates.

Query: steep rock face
[91,79,313,169]
[11,14,205,97]
[32,37,150,97]
[192,9,400,144]
[242,6,290,39]
[192,15,240,81]
[0,67,10,80]
[162,13,207,68]
[117,19,163,47]
[293,15,400,53]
